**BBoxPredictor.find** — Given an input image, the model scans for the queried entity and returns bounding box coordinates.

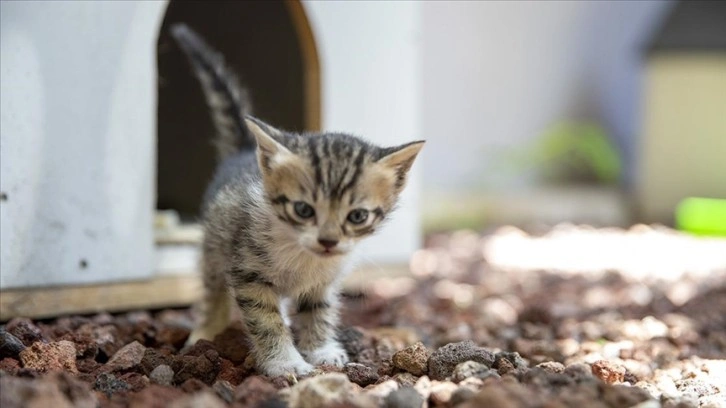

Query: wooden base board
[0,265,410,321]
[0,274,202,321]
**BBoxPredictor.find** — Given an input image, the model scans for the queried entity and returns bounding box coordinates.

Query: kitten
[170,24,424,376]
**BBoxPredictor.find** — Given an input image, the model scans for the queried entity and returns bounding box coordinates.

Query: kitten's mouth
[316,248,343,257]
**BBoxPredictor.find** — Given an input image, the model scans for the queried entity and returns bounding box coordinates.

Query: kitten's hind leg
[294,286,349,367]
[187,256,231,345]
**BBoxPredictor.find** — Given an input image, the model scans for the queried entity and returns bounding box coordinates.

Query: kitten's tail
[170,23,255,160]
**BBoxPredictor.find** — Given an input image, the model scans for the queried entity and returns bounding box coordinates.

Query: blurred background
[1,0,725,318]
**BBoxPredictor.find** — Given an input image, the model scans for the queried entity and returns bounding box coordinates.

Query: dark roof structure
[647,0,726,52]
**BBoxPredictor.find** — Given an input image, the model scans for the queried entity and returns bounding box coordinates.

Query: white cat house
[0,1,423,319]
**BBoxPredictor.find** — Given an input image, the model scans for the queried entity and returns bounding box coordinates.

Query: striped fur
[170,23,253,160]
[174,25,424,377]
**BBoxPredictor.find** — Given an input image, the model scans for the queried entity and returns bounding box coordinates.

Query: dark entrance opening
[156,0,319,219]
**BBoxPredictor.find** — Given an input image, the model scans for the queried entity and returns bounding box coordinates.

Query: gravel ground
[1,225,725,408]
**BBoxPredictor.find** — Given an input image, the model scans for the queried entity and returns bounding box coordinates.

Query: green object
[496,122,622,185]
[676,197,726,237]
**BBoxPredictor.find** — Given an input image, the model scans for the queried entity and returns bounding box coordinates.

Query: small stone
[601,384,653,407]
[635,381,662,400]
[212,380,235,404]
[459,381,537,408]
[459,377,485,392]
[591,360,626,384]
[156,326,190,349]
[452,361,499,382]
[392,342,430,376]
[169,391,227,408]
[377,359,394,377]
[288,373,358,408]
[172,349,221,385]
[5,318,45,346]
[180,378,209,393]
[181,338,217,356]
[234,376,278,406]
[118,371,151,392]
[565,363,595,382]
[428,341,495,380]
[522,367,573,389]
[93,372,130,397]
[216,358,248,386]
[140,348,173,375]
[149,364,174,386]
[92,312,114,325]
[413,375,432,400]
[0,357,21,375]
[339,326,375,363]
[518,305,553,324]
[450,387,477,406]
[494,351,527,369]
[430,380,459,405]
[628,401,662,408]
[675,378,718,399]
[392,372,418,387]
[376,337,401,364]
[91,325,121,359]
[365,379,399,400]
[536,361,565,374]
[105,341,146,373]
[0,329,26,358]
[19,340,78,374]
[0,371,97,408]
[270,375,293,389]
[495,356,516,376]
[129,384,185,406]
[346,362,380,387]
[59,325,98,359]
[384,385,424,408]
[212,325,250,364]
[317,363,345,374]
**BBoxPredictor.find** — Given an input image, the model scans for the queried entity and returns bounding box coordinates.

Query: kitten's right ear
[245,117,292,172]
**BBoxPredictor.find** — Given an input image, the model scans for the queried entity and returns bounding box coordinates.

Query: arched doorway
[156,0,320,219]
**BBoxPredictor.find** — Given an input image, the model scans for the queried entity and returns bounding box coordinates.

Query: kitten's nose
[318,238,338,249]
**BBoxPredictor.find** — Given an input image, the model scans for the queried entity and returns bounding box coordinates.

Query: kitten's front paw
[303,342,349,367]
[260,353,314,377]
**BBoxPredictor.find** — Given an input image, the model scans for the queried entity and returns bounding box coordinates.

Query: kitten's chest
[267,249,343,296]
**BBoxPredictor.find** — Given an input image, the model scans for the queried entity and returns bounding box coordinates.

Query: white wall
[1,1,422,292]
[304,1,423,264]
[420,0,672,192]
[0,1,166,288]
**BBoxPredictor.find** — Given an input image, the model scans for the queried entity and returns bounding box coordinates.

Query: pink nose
[318,239,338,249]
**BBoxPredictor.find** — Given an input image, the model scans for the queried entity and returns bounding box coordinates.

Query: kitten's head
[245,117,424,257]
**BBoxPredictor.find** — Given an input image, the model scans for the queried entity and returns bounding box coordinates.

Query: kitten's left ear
[376,140,425,189]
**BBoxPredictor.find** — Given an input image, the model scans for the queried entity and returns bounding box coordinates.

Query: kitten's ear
[376,140,425,189]
[245,117,292,172]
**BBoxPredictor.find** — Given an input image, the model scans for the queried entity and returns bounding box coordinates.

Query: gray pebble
[428,341,495,380]
[149,364,174,386]
[384,386,424,408]
[0,329,26,359]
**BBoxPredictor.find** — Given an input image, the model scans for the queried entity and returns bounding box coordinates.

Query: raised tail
[170,23,255,160]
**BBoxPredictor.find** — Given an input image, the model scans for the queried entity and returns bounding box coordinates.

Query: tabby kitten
[171,24,424,376]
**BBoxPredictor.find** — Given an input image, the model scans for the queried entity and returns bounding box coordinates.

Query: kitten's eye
[293,201,315,219]
[347,209,369,224]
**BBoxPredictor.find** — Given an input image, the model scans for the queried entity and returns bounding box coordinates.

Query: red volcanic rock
[19,340,78,374]
[392,341,430,376]
[234,376,279,406]
[591,360,626,385]
[5,318,45,346]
